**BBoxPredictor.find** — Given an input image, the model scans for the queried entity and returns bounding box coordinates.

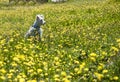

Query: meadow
[0,0,120,81]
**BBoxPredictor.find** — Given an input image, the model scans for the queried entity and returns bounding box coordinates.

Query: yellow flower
[54,57,59,61]
[4,49,9,52]
[63,78,70,82]
[55,61,60,65]
[94,72,103,81]
[102,69,108,74]
[54,74,59,78]
[11,62,17,67]
[27,80,37,82]
[97,65,103,71]
[113,76,119,80]
[90,57,96,62]
[0,68,6,74]
[111,46,119,52]
[19,78,25,82]
[18,55,25,60]
[0,76,6,80]
[102,51,107,55]
[40,80,45,82]
[80,62,85,68]
[89,53,97,57]
[61,71,67,77]
[84,68,89,72]
[116,38,120,43]
[37,69,42,73]
[13,57,20,62]
[7,73,13,79]
[74,68,79,72]
[0,61,3,67]
[74,60,79,64]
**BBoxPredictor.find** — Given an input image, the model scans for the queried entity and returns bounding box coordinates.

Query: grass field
[0,0,120,81]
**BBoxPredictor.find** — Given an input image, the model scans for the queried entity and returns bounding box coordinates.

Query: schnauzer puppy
[25,14,46,41]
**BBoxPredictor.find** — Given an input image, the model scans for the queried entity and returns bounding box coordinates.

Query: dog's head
[36,14,46,25]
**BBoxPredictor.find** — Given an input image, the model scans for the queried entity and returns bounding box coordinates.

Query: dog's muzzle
[42,20,46,25]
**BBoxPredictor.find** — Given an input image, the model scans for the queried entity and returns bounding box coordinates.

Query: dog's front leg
[25,27,36,39]
[38,28,43,41]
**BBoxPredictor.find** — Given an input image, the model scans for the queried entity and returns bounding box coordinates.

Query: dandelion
[111,46,119,52]
[102,69,108,74]
[19,78,25,82]
[11,62,17,67]
[37,69,42,73]
[84,68,89,72]
[94,72,103,81]
[54,57,59,61]
[27,80,37,82]
[74,60,79,64]
[90,56,96,62]
[62,78,70,82]
[4,49,9,52]
[40,80,44,82]
[116,38,120,43]
[13,57,20,62]
[7,73,13,79]
[113,76,119,80]
[74,68,79,72]
[0,68,6,74]
[89,53,97,57]
[97,65,103,71]
[54,74,59,78]
[0,76,6,80]
[61,71,67,77]
[55,61,60,66]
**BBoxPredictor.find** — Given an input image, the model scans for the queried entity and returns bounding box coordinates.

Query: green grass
[0,0,120,81]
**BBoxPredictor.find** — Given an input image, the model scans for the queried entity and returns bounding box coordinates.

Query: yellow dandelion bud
[67,75,72,79]
[11,62,17,67]
[18,55,25,60]
[113,76,119,80]
[102,70,108,74]
[27,80,36,82]
[84,68,89,72]
[74,68,79,72]
[54,78,60,81]
[116,39,120,43]
[56,69,60,72]
[61,71,67,77]
[7,73,13,79]
[54,74,59,78]
[54,61,60,66]
[40,80,44,82]
[111,46,119,52]
[19,78,25,82]
[63,78,70,82]
[97,66,103,71]
[37,69,42,73]
[54,57,59,61]
[4,49,9,52]
[0,61,4,67]
[94,72,103,81]
[89,53,97,57]
[90,57,96,62]
[0,76,6,80]
[0,69,6,74]
[13,57,19,62]
[43,62,47,66]
[74,60,79,64]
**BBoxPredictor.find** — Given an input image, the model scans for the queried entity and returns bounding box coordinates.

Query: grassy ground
[0,0,120,81]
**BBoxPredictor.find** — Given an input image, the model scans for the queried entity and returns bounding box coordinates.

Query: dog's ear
[36,16,40,20]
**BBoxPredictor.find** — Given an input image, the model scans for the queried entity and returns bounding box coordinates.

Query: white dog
[25,14,46,41]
